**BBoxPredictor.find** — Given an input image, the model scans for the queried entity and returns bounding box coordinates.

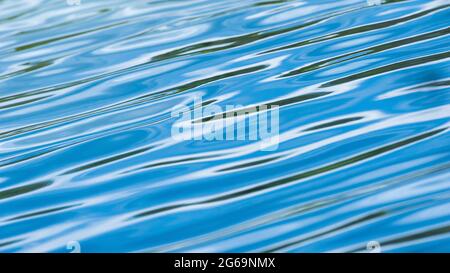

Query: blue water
[0,0,449,253]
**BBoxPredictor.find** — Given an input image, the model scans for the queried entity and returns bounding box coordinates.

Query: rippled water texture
[0,0,449,253]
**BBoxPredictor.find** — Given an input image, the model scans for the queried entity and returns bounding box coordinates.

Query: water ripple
[0,0,449,253]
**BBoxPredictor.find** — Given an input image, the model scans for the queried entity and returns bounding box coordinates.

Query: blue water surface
[0,0,449,253]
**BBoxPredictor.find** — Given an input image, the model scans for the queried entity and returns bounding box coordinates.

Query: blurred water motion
[0,0,449,253]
